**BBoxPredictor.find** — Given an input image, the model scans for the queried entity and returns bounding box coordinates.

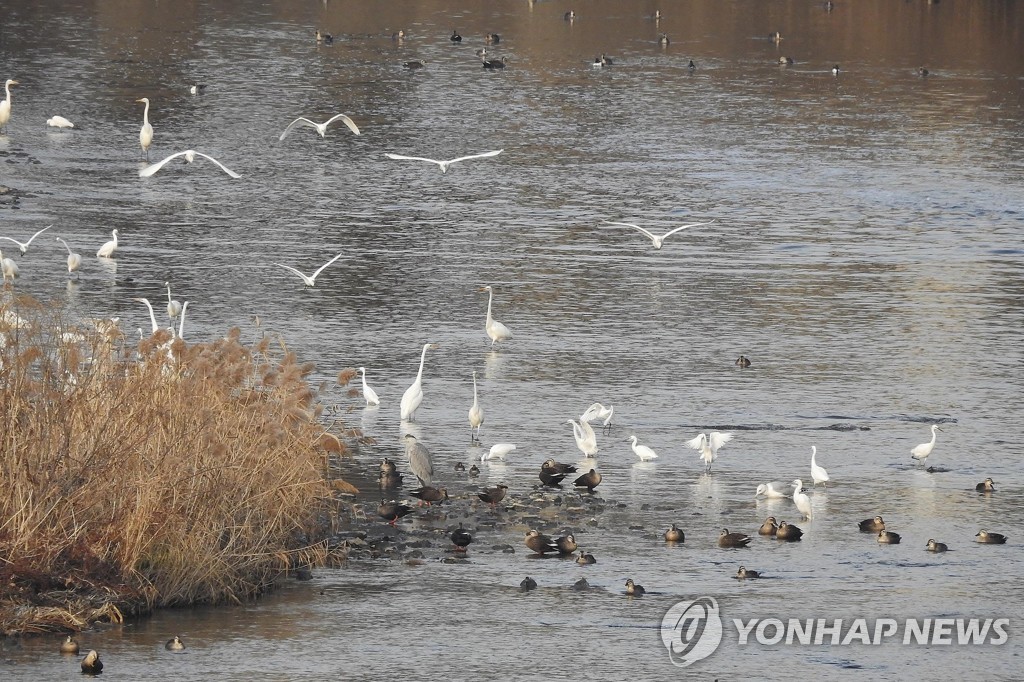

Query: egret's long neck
[486,290,494,324]
[930,428,937,445]
[166,283,173,302]
[415,344,429,382]
[143,301,158,333]
[472,373,478,400]
[112,231,118,246]
[178,302,188,339]
[143,101,150,125]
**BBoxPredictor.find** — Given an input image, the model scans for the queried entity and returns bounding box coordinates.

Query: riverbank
[0,296,354,636]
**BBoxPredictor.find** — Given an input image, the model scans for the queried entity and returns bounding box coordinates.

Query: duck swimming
[878,530,902,544]
[736,566,761,579]
[525,530,560,555]
[859,516,885,532]
[926,539,948,553]
[735,355,751,367]
[776,521,803,541]
[975,530,1007,544]
[576,551,597,565]
[718,528,752,548]
[664,524,685,543]
[555,534,578,555]
[81,650,103,674]
[625,578,646,595]
[60,635,79,654]
[165,636,185,651]
[976,478,995,492]
[521,576,537,590]
[758,517,778,536]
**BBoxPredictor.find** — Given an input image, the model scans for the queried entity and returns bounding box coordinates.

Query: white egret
[273,252,343,287]
[139,150,241,179]
[604,220,715,250]
[911,424,941,466]
[131,297,160,335]
[1,225,51,254]
[567,419,598,457]
[581,402,614,432]
[0,79,18,133]
[358,366,380,406]
[0,249,18,282]
[403,434,434,485]
[686,431,733,473]
[629,435,659,461]
[55,237,82,278]
[165,282,182,321]
[755,481,788,499]
[468,370,484,441]
[792,479,812,520]
[136,97,153,160]
[278,114,360,140]
[176,301,188,340]
[400,342,438,421]
[384,149,503,174]
[97,229,119,258]
[46,115,74,129]
[810,445,830,486]
[481,443,516,462]
[480,285,512,347]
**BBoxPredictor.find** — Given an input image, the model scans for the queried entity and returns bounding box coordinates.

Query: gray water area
[2,0,1023,679]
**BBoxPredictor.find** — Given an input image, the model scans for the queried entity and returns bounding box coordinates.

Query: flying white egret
[1,225,51,254]
[629,435,659,461]
[384,149,503,174]
[581,402,614,432]
[481,443,516,462]
[400,342,438,421]
[273,252,343,287]
[686,431,733,473]
[480,285,512,347]
[136,98,153,160]
[55,237,82,278]
[911,424,941,466]
[0,249,18,282]
[358,366,380,406]
[792,479,812,520]
[468,370,484,441]
[97,229,119,258]
[755,481,788,499]
[604,220,715,250]
[1,79,18,133]
[810,445,830,486]
[46,115,74,129]
[567,419,598,457]
[139,150,241,178]
[278,114,360,140]
[165,282,182,321]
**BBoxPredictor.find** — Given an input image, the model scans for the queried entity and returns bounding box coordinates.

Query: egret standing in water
[480,285,513,347]
[686,431,733,473]
[567,419,598,458]
[604,219,714,250]
[97,229,119,258]
[1,79,19,134]
[136,97,153,160]
[468,370,484,442]
[810,445,830,486]
[911,424,941,467]
[400,343,438,421]
[358,367,380,406]
[46,115,75,129]
[0,249,18,282]
[278,113,360,140]
[792,479,812,520]
[629,435,659,462]
[165,282,182,321]
[55,237,82,278]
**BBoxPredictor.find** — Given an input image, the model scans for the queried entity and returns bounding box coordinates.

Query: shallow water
[2,0,1023,679]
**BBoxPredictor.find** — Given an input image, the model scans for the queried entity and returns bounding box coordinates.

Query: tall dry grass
[0,294,350,634]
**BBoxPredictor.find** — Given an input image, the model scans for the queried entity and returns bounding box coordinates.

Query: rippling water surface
[2,0,1023,679]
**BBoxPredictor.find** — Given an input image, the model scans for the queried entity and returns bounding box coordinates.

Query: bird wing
[310,252,344,280]
[660,220,716,239]
[385,153,443,166]
[580,402,603,422]
[25,225,52,246]
[191,152,241,179]
[709,431,733,450]
[604,221,657,241]
[273,263,312,284]
[446,149,504,164]
[323,113,361,135]
[279,118,319,141]
[139,151,191,178]
[0,236,25,249]
[684,433,706,450]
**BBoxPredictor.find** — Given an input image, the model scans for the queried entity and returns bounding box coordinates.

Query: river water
[2,0,1023,679]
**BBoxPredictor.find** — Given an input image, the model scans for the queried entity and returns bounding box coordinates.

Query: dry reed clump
[0,295,352,635]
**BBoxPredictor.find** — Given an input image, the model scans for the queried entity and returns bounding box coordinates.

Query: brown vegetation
[0,295,352,635]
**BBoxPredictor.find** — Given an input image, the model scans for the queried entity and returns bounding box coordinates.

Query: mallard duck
[975,530,1007,544]
[776,521,803,541]
[377,500,414,526]
[664,524,685,543]
[165,636,185,651]
[409,486,448,506]
[525,530,559,555]
[878,530,901,544]
[574,469,602,492]
[576,551,596,565]
[520,576,537,590]
[736,566,761,579]
[926,539,948,553]
[859,516,885,532]
[758,517,778,536]
[976,478,995,492]
[478,484,509,507]
[81,650,103,674]
[60,635,79,654]
[451,523,473,551]
[718,528,752,548]
[625,578,646,596]
[555,534,578,555]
